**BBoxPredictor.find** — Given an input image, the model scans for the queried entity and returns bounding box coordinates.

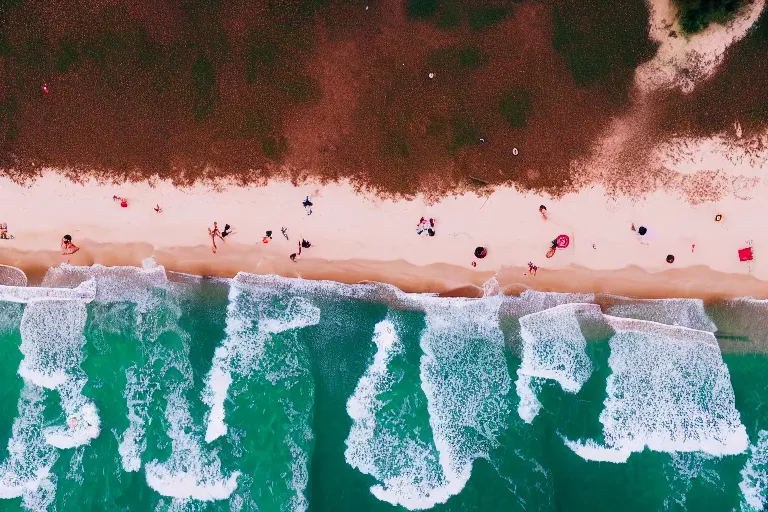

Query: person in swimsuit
[303,196,313,215]
[539,205,547,220]
[427,218,436,237]
[208,222,223,253]
[61,235,80,255]
[221,224,235,238]
[0,223,8,240]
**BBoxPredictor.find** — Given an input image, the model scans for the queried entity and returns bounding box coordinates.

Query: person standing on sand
[208,222,223,253]
[290,241,303,262]
[539,205,547,220]
[524,262,538,276]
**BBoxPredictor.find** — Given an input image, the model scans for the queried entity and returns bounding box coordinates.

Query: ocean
[0,261,766,511]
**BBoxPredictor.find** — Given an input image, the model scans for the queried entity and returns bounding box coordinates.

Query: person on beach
[0,223,11,240]
[281,227,289,240]
[290,241,303,262]
[301,238,312,249]
[524,262,538,276]
[427,218,436,237]
[113,195,128,208]
[303,196,313,215]
[208,222,223,253]
[539,205,547,220]
[61,235,79,255]
[417,217,427,235]
[154,204,163,213]
[221,224,235,238]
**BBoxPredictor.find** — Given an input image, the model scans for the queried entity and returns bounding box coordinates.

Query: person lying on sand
[539,205,547,220]
[221,224,235,238]
[416,217,428,235]
[61,235,79,255]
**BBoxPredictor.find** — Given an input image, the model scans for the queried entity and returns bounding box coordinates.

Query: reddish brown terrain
[0,0,764,195]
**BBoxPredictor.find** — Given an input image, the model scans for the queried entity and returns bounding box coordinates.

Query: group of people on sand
[206,195,316,261]
[416,217,436,237]
[207,222,235,253]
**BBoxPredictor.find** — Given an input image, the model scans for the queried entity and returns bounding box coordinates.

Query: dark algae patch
[552,0,658,96]
[673,0,747,33]
[660,3,768,137]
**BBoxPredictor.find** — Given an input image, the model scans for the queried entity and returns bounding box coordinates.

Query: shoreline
[2,241,767,301]
[1,168,767,301]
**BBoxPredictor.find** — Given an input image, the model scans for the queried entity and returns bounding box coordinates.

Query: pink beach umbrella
[556,234,570,249]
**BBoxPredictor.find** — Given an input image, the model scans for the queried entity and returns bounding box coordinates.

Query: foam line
[515,303,601,423]
[18,300,101,449]
[203,284,320,443]
[600,316,747,457]
[0,279,95,304]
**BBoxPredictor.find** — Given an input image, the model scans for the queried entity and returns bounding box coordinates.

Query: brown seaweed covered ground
[0,0,764,196]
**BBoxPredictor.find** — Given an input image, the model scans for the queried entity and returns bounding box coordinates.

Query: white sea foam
[0,384,58,508]
[145,387,240,501]
[598,316,747,457]
[118,367,150,472]
[603,297,716,332]
[414,296,511,509]
[42,261,167,305]
[740,431,768,511]
[18,300,100,449]
[560,437,631,463]
[203,283,320,443]
[345,319,447,509]
[515,304,601,423]
[0,278,96,304]
[502,290,596,318]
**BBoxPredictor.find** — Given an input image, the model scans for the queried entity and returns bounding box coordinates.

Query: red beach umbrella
[556,235,570,249]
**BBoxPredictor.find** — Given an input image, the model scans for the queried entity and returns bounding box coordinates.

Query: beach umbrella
[556,235,570,249]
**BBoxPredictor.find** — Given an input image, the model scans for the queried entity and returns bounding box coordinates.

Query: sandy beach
[0,151,767,299]
[0,0,765,300]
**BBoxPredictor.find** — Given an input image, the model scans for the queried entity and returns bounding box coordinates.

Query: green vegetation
[282,75,321,103]
[0,30,11,58]
[673,0,746,34]
[244,38,278,83]
[405,0,512,31]
[191,53,215,122]
[450,115,480,150]
[244,109,288,162]
[426,45,488,75]
[552,0,658,88]
[406,0,439,19]
[468,7,509,31]
[498,89,532,128]
[54,39,80,73]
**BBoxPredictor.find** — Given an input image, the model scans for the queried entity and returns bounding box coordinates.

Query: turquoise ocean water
[0,261,767,511]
